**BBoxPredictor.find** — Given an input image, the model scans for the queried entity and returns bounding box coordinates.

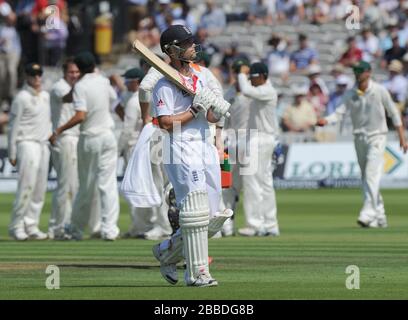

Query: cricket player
[50,52,120,240]
[8,63,51,240]
[48,58,80,240]
[237,62,280,237]
[151,25,232,287]
[219,58,252,236]
[317,61,408,228]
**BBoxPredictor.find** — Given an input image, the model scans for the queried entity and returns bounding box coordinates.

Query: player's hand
[49,130,59,146]
[9,158,16,166]
[401,141,408,154]
[316,118,328,126]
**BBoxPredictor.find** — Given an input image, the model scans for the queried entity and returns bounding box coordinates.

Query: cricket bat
[132,39,230,117]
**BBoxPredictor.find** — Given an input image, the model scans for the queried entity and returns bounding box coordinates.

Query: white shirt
[8,85,51,160]
[50,78,79,137]
[224,85,251,131]
[238,74,279,135]
[73,73,117,136]
[121,90,143,135]
[152,65,215,141]
[383,75,408,104]
[325,80,402,136]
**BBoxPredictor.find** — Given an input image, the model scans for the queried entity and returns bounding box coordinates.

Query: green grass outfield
[0,189,407,300]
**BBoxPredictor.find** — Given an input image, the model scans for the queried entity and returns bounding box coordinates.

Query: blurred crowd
[1,0,408,137]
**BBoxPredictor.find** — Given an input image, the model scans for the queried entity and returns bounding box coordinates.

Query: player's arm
[49,84,87,145]
[381,87,408,153]
[7,96,24,166]
[140,67,163,125]
[237,68,277,103]
[316,102,347,126]
[114,103,125,121]
[157,111,195,131]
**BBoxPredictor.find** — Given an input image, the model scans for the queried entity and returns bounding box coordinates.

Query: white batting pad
[156,209,233,266]
[179,190,210,284]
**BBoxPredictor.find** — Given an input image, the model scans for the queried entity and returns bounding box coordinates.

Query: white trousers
[49,135,78,236]
[354,134,386,222]
[70,131,120,238]
[164,138,221,216]
[242,133,278,232]
[9,141,50,235]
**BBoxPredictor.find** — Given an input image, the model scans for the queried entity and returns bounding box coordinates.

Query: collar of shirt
[23,84,41,96]
[354,79,373,96]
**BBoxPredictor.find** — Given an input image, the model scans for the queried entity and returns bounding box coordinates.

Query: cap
[307,64,321,76]
[122,67,145,80]
[232,57,250,73]
[352,60,371,74]
[336,75,350,86]
[388,59,403,73]
[195,51,211,67]
[249,62,268,78]
[332,63,345,73]
[25,63,43,76]
[292,85,309,96]
[74,51,96,72]
[160,25,194,53]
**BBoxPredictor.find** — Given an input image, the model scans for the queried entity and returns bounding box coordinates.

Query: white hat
[159,0,171,4]
[307,64,321,75]
[388,59,403,73]
[336,75,350,86]
[292,85,309,96]
[403,53,408,62]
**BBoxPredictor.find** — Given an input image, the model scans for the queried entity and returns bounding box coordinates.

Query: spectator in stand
[172,1,197,35]
[310,0,331,25]
[307,64,329,96]
[199,0,226,37]
[357,28,382,63]
[290,33,319,73]
[221,42,250,84]
[379,22,407,52]
[328,63,353,91]
[362,0,386,33]
[339,36,363,67]
[326,75,350,115]
[266,33,290,82]
[0,6,21,110]
[194,27,219,58]
[403,52,408,78]
[248,0,273,25]
[381,34,407,68]
[153,0,173,33]
[308,83,328,118]
[128,16,160,49]
[276,0,305,23]
[383,59,408,111]
[329,0,353,21]
[127,0,148,32]
[282,86,317,132]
